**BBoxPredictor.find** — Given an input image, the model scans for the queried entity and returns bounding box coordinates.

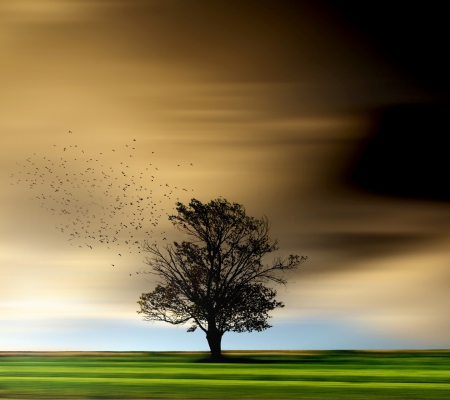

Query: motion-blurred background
[1,1,449,350]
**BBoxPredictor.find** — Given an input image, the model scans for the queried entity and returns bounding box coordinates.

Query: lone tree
[137,198,307,361]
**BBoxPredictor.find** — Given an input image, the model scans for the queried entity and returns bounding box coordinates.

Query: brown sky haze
[1,0,449,350]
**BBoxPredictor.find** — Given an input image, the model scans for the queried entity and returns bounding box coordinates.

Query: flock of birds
[11,134,196,276]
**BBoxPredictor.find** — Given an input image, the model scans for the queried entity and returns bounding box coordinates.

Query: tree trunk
[206,329,223,361]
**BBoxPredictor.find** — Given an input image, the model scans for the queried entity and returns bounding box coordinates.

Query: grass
[0,350,449,398]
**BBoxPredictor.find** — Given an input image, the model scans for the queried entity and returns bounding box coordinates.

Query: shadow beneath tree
[194,356,323,364]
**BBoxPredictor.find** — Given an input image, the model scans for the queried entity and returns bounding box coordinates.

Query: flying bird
[15,137,196,274]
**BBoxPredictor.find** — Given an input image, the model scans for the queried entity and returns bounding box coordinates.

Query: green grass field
[0,350,449,399]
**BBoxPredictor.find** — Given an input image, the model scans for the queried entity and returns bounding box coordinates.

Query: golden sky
[1,0,449,350]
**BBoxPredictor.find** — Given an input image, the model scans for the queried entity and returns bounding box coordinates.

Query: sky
[1,0,449,351]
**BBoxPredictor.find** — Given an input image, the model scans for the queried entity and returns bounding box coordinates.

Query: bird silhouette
[14,137,197,274]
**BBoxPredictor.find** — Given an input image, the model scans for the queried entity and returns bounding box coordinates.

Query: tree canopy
[137,198,307,360]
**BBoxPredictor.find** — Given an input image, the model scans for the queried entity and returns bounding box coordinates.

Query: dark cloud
[342,103,450,202]
[324,2,450,97]
[299,233,439,271]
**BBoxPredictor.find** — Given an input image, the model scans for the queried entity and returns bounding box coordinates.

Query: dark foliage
[137,198,307,360]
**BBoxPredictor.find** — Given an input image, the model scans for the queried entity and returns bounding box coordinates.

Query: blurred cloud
[1,0,449,350]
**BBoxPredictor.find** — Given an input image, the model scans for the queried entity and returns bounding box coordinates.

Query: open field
[0,350,449,399]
